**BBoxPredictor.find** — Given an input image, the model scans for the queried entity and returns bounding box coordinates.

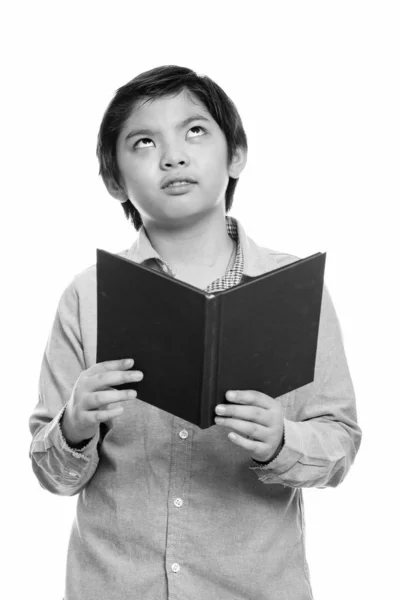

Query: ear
[228,146,248,180]
[104,177,128,204]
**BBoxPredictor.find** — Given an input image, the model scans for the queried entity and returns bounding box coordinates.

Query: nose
[163,158,187,168]
[161,143,189,169]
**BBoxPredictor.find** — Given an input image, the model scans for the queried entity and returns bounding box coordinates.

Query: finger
[215,404,272,426]
[84,388,137,410]
[227,431,267,453]
[88,358,135,375]
[86,369,143,392]
[84,406,125,424]
[225,390,275,408]
[215,417,269,442]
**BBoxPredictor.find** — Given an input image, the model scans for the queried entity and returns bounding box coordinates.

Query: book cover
[97,250,326,428]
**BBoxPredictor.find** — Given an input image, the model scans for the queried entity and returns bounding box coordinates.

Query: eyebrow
[124,114,211,142]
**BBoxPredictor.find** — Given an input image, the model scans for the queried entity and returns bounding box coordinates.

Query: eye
[133,137,154,149]
[133,125,206,149]
[187,125,206,137]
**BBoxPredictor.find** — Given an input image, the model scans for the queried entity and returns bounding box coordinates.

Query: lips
[162,176,197,189]
[166,181,195,188]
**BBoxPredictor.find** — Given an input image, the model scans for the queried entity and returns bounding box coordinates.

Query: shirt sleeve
[250,283,362,488]
[28,280,100,496]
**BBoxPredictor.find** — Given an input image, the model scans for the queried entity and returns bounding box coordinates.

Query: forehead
[121,89,213,132]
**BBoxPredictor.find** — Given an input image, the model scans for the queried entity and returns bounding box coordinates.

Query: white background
[2,1,399,598]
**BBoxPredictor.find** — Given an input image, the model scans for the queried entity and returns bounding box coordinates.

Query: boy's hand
[214,390,284,463]
[61,359,143,447]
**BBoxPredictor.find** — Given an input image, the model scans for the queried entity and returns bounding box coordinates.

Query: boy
[29,65,362,600]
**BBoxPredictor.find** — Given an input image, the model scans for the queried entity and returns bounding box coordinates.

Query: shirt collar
[125,216,280,277]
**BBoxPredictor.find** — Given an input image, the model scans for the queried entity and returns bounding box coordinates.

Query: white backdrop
[2,1,399,599]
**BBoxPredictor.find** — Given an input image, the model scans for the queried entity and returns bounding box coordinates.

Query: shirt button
[171,563,180,573]
[174,498,183,508]
[179,429,188,439]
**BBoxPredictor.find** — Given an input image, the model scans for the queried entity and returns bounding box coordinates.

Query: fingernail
[215,405,226,415]
[226,391,236,400]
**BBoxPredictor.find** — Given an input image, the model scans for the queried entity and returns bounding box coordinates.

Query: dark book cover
[97,249,326,428]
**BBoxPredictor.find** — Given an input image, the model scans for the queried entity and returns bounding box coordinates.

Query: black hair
[96,65,248,231]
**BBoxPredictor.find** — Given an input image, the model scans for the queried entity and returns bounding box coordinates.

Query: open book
[96,249,326,428]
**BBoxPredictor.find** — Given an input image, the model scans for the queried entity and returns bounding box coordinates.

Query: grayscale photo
[2,2,398,599]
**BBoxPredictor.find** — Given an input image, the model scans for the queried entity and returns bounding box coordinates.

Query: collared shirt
[29,216,362,600]
[138,215,244,293]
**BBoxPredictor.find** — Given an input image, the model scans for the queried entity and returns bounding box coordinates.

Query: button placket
[165,421,192,588]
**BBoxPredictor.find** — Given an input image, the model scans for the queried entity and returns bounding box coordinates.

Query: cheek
[201,143,229,176]
[203,158,230,192]
[118,156,155,191]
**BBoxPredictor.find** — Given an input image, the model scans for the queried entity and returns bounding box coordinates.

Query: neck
[144,211,234,272]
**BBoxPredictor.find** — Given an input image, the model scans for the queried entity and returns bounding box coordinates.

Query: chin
[156,207,213,229]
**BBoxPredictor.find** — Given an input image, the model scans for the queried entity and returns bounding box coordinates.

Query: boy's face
[112,89,246,228]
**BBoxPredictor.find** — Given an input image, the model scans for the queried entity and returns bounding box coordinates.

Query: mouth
[163,181,197,194]
[165,181,196,188]
[162,176,198,189]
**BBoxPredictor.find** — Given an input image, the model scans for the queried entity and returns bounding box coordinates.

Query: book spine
[200,296,222,428]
